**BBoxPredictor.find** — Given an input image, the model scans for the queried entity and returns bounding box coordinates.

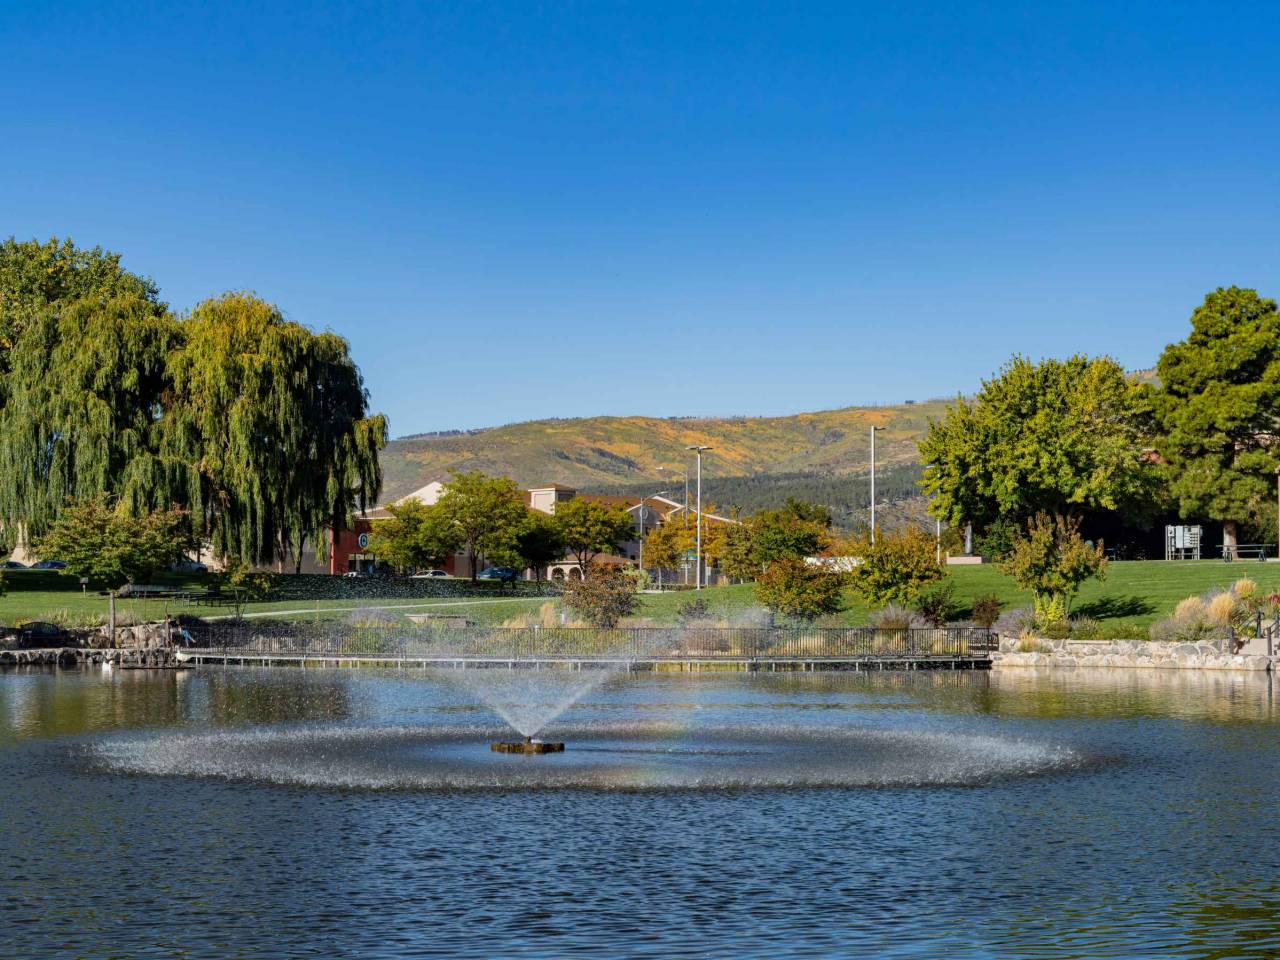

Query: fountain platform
[491,738,565,755]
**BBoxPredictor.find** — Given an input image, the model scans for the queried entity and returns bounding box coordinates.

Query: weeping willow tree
[0,238,177,543]
[0,237,162,369]
[0,293,180,537]
[164,292,387,567]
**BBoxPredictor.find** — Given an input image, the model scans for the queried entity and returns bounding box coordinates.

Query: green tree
[1000,512,1106,624]
[560,566,639,627]
[849,527,943,607]
[551,497,635,578]
[1154,287,1280,550]
[219,558,274,619]
[749,501,829,565]
[435,471,529,581]
[513,512,565,581]
[366,499,461,572]
[164,292,386,567]
[714,522,759,581]
[920,355,1158,535]
[754,557,845,622]
[0,236,162,368]
[0,293,179,538]
[35,497,187,585]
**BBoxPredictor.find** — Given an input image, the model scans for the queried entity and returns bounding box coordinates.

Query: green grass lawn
[635,560,1280,630]
[4,560,1277,633]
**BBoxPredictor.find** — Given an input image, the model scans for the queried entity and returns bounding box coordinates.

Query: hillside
[380,399,954,500]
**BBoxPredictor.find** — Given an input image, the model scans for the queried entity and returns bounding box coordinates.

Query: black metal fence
[189,621,994,660]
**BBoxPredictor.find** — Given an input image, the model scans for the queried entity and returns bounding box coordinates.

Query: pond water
[3,666,1280,958]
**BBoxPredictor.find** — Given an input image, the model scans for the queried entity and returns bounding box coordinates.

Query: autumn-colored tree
[560,567,640,627]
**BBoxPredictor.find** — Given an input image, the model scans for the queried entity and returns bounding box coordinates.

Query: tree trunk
[1224,519,1239,558]
[294,532,306,575]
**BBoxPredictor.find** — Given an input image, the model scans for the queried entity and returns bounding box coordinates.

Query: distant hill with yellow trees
[380,399,954,502]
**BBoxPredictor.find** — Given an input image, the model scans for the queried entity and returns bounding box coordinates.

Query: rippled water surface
[4,666,1280,958]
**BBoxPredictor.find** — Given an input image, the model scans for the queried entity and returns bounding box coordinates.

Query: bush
[1149,579,1267,644]
[912,580,958,627]
[870,604,921,631]
[560,568,639,627]
[1000,513,1105,619]
[974,517,1020,561]
[993,605,1035,639]
[970,594,1004,630]
[676,597,711,624]
[850,528,943,607]
[754,558,845,622]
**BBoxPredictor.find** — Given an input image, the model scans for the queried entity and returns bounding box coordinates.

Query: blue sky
[4,1,1279,435]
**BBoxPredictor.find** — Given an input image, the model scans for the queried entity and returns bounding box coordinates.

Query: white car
[410,570,450,578]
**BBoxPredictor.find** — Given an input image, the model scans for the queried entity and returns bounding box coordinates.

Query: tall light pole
[1274,466,1279,560]
[870,426,884,544]
[687,445,712,589]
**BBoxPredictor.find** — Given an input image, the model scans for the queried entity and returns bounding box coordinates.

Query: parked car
[410,569,450,579]
[171,558,209,574]
[18,621,71,648]
[31,559,67,570]
[2,560,27,570]
[476,566,519,583]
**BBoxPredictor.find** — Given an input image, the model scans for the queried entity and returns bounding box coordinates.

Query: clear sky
[4,2,1279,436]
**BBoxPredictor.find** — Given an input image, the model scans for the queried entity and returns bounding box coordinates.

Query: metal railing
[187,622,994,661]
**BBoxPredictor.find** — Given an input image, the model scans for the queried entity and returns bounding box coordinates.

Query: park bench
[1220,544,1271,562]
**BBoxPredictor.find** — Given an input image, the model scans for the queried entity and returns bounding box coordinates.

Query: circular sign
[357,532,370,549]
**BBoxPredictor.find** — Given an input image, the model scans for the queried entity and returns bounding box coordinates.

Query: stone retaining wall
[0,647,177,667]
[994,637,1273,671]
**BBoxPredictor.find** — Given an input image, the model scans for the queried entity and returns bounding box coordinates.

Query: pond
[3,666,1280,958]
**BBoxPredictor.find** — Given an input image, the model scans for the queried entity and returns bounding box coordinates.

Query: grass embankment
[2,561,1275,631]
[638,561,1280,630]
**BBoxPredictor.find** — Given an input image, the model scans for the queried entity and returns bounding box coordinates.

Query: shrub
[993,605,1035,639]
[974,517,1020,561]
[1040,619,1072,640]
[754,558,845,622]
[560,568,639,628]
[912,580,958,627]
[1000,513,1105,619]
[1068,616,1101,640]
[970,594,1004,630]
[676,597,711,624]
[849,528,943,607]
[870,604,921,631]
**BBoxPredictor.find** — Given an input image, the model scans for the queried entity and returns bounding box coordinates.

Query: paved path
[207,597,542,621]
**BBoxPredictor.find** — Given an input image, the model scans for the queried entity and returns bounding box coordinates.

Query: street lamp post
[870,426,884,544]
[686,445,712,589]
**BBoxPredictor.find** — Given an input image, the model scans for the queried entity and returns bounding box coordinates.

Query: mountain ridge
[379,398,955,501]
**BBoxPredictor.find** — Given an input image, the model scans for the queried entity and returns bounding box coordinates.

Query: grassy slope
[381,400,952,498]
[6,561,1277,632]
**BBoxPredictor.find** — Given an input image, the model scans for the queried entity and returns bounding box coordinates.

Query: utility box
[1165,524,1202,560]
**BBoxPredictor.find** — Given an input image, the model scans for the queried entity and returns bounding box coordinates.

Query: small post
[108,591,117,648]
